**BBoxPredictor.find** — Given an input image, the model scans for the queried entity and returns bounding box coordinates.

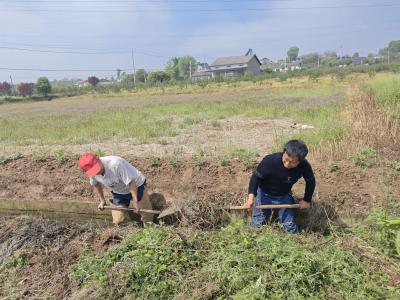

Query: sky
[0,0,399,82]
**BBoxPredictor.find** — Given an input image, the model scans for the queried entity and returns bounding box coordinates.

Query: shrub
[354,146,377,168]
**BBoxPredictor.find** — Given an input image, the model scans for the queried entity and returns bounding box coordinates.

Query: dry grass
[312,85,400,162]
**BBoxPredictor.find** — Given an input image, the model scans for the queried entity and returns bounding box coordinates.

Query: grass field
[0,75,348,158]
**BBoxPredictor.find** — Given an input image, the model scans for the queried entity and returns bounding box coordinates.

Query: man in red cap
[79,153,153,225]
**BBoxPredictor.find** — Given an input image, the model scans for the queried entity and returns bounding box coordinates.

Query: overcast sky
[0,0,399,82]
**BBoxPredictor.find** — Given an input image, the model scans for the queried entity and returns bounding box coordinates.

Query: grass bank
[69,221,399,300]
[362,74,400,118]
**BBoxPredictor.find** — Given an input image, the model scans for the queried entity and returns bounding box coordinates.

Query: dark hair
[283,140,308,161]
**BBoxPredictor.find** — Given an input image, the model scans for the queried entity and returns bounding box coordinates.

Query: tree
[287,46,299,62]
[121,74,135,87]
[323,51,338,58]
[147,71,170,83]
[341,55,353,66]
[321,51,339,67]
[177,56,197,79]
[301,53,319,65]
[17,83,34,97]
[165,57,179,80]
[0,81,11,95]
[165,56,197,80]
[36,77,51,96]
[321,56,340,67]
[136,69,147,83]
[352,52,360,59]
[88,76,100,87]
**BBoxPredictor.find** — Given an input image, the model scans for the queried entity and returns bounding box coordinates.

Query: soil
[1,154,399,299]
[0,154,397,218]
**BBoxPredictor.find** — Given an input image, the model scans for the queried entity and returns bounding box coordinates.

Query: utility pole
[189,60,192,80]
[388,47,390,65]
[9,75,15,95]
[131,49,136,85]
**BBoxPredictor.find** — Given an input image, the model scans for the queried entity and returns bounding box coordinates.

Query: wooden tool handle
[103,205,161,214]
[257,204,300,209]
[227,204,301,210]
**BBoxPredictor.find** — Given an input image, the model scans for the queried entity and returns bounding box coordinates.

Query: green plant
[393,160,400,171]
[355,208,400,258]
[159,139,168,145]
[328,161,339,172]
[69,221,399,299]
[54,148,66,160]
[211,119,220,128]
[147,155,160,167]
[354,146,377,168]
[168,154,180,167]
[192,149,206,166]
[32,148,49,161]
[218,154,229,166]
[231,147,256,168]
[93,148,106,157]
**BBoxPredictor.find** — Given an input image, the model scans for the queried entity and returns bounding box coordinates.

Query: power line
[1,23,398,58]
[1,20,399,50]
[0,46,130,55]
[1,0,295,2]
[0,67,133,72]
[1,3,399,13]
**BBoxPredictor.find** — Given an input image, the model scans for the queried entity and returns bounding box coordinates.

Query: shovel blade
[157,206,180,219]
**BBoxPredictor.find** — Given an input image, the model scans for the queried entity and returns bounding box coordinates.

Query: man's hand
[298,200,311,209]
[244,194,255,209]
[131,200,139,212]
[98,201,106,210]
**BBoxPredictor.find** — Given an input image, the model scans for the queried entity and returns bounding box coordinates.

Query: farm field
[0,74,399,299]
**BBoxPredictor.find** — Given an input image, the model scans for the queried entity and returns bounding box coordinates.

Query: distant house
[191,62,212,80]
[287,60,302,71]
[351,56,366,66]
[260,57,281,72]
[210,55,261,77]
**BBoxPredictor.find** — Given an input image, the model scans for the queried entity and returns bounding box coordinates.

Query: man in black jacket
[244,140,316,233]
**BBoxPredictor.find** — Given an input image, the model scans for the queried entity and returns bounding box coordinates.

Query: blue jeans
[112,181,146,206]
[252,187,298,233]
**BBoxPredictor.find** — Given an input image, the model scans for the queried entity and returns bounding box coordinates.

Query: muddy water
[0,198,112,224]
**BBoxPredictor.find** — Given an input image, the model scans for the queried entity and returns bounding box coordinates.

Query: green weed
[393,160,400,171]
[328,161,339,172]
[211,119,220,128]
[218,154,229,166]
[69,221,399,299]
[32,148,50,161]
[147,155,160,167]
[231,147,256,168]
[354,146,377,168]
[54,148,66,160]
[93,149,106,157]
[168,154,180,167]
[192,149,207,166]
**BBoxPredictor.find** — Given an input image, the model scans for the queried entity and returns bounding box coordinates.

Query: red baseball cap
[79,153,101,177]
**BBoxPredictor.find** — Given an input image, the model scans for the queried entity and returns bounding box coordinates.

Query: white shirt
[89,156,145,195]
